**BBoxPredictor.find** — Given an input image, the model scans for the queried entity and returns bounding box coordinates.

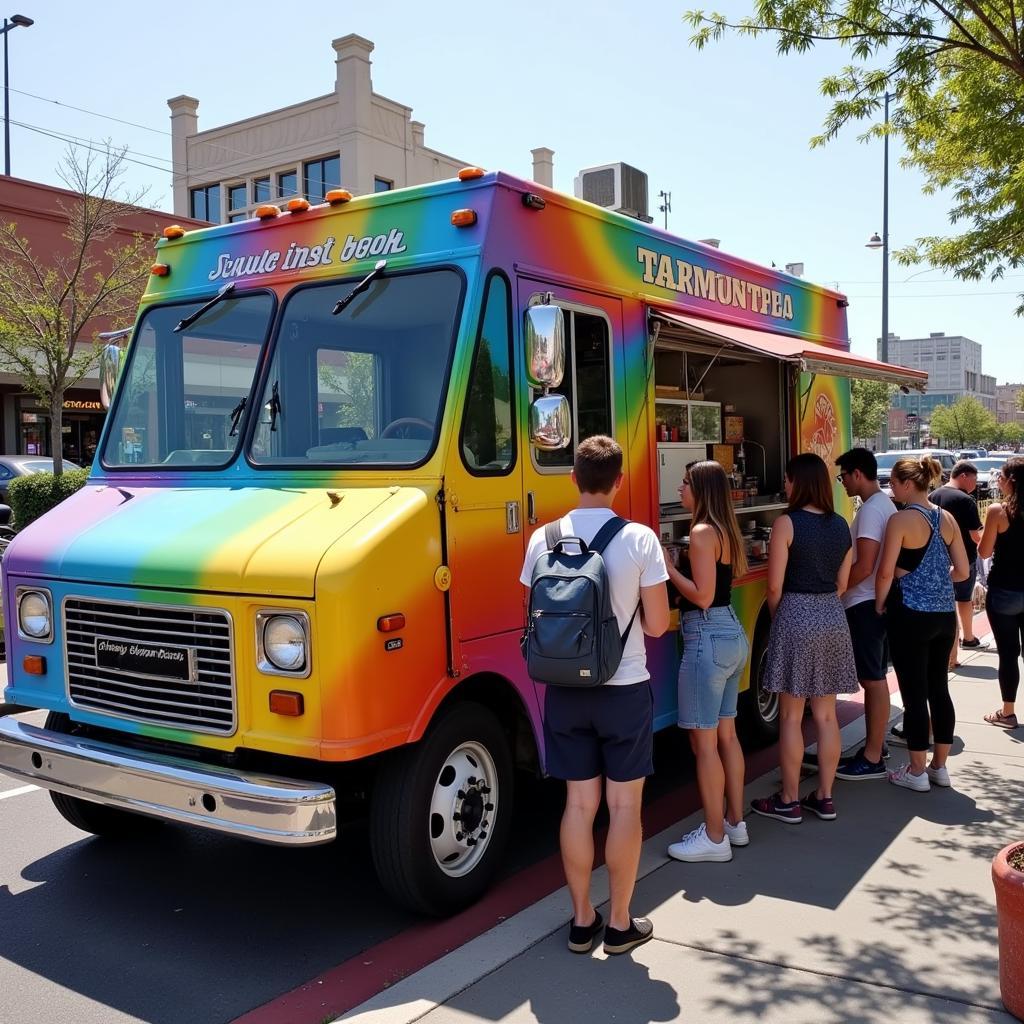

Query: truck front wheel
[739,628,780,746]
[370,702,513,916]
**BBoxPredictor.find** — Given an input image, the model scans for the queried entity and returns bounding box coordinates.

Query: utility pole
[658,190,671,231]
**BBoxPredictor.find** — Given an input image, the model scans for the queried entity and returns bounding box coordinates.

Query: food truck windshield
[102,267,465,472]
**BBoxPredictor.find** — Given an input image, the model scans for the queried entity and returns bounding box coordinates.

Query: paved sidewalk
[340,642,1023,1024]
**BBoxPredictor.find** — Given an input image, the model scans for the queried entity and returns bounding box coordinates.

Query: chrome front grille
[64,598,235,735]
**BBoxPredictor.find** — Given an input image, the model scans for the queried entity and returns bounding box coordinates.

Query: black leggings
[888,607,957,751]
[987,589,1024,704]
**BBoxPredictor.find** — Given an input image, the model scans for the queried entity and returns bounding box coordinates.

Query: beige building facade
[168,34,469,223]
[995,382,1024,424]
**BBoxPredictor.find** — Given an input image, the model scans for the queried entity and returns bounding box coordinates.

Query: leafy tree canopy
[685,1,1024,311]
[850,377,895,441]
[928,395,999,446]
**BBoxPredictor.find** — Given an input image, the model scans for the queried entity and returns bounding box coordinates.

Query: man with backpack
[520,435,670,956]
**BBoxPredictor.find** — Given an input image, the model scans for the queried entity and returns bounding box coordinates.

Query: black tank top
[677,556,734,613]
[988,511,1024,592]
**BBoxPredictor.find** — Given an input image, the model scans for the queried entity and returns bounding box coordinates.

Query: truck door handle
[506,501,521,534]
[527,491,537,525]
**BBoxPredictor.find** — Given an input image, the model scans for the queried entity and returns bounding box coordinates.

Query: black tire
[44,712,161,838]
[370,701,513,916]
[739,626,779,746]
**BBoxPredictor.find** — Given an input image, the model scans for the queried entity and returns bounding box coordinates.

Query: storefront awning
[650,310,928,392]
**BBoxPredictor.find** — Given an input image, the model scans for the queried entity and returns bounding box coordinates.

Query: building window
[304,156,341,204]
[228,183,247,214]
[374,177,393,193]
[253,177,271,203]
[277,170,298,200]
[190,184,221,223]
[228,213,248,223]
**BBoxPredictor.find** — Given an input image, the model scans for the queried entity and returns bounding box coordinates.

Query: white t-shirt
[842,490,898,609]
[520,508,669,685]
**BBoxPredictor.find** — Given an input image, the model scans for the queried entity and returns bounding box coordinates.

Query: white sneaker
[668,823,733,863]
[723,819,749,847]
[927,764,951,788]
[888,764,931,792]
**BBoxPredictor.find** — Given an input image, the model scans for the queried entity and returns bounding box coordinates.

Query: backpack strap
[544,519,563,551]
[588,515,629,555]
[588,516,641,646]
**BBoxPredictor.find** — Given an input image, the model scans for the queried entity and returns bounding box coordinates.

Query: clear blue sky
[8,0,1021,382]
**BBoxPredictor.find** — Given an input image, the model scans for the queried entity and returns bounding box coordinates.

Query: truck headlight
[257,612,310,675]
[18,589,52,641]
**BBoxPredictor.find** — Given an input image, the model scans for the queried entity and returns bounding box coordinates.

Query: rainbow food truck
[0,169,926,914]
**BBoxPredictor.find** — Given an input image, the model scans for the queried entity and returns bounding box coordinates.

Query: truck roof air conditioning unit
[574,162,653,223]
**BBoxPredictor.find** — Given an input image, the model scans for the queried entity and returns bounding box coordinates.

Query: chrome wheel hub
[428,740,498,878]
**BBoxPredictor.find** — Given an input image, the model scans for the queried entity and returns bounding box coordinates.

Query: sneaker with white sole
[723,819,749,847]
[888,763,931,792]
[926,764,951,788]
[667,823,733,863]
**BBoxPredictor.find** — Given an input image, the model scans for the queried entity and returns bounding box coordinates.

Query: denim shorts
[953,560,977,603]
[678,606,750,730]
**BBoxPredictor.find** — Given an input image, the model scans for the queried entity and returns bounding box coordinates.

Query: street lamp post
[2,14,33,177]
[866,90,893,450]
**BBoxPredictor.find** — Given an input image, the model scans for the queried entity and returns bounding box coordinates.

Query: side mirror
[98,329,132,410]
[529,393,571,451]
[524,304,565,389]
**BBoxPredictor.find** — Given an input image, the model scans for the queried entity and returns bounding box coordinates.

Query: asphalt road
[0,708,697,1024]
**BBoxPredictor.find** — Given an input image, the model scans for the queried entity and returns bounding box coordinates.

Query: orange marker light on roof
[287,197,310,213]
[150,263,170,277]
[255,204,280,220]
[458,167,485,181]
[325,189,352,205]
[377,613,406,633]
[451,208,477,228]
[162,225,185,239]
[269,690,304,717]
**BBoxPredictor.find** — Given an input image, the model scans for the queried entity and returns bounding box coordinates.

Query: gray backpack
[521,516,639,687]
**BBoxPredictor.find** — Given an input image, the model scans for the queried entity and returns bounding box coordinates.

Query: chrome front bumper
[0,716,336,846]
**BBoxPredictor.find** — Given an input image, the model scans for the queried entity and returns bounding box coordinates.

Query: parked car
[875,448,957,496]
[973,455,1011,500]
[957,449,983,460]
[0,455,80,504]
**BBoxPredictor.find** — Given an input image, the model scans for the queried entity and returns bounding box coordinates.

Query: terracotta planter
[993,842,1024,1021]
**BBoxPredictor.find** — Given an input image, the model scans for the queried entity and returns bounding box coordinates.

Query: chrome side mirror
[524,304,565,389]
[98,343,123,410]
[529,393,571,451]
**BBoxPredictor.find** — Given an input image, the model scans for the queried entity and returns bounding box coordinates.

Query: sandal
[984,710,1019,730]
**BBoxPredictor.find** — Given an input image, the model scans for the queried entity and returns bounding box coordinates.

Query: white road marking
[0,785,39,800]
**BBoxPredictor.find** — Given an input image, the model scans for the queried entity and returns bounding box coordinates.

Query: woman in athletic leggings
[978,456,1024,731]
[875,456,970,791]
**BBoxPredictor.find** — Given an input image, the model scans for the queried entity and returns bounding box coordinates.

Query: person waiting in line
[978,456,1024,731]
[833,448,897,782]
[662,461,750,863]
[875,457,970,791]
[751,453,858,825]
[930,461,987,668]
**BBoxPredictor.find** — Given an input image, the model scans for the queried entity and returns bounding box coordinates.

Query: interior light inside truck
[17,590,52,641]
[261,615,307,672]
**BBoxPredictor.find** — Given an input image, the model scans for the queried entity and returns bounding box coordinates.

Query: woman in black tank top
[662,461,752,863]
[978,456,1024,730]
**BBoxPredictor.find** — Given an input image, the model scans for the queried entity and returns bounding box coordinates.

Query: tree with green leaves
[998,420,1024,446]
[850,378,896,443]
[928,395,999,447]
[0,144,152,476]
[684,2,1024,309]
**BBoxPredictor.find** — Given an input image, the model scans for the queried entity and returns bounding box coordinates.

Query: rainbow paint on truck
[0,171,925,913]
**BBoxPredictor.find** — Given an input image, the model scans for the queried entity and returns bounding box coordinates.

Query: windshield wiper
[269,381,282,432]
[175,282,236,333]
[228,396,247,437]
[332,260,387,316]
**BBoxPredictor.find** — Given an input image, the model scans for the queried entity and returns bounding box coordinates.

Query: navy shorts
[953,560,977,603]
[845,600,889,682]
[542,682,654,782]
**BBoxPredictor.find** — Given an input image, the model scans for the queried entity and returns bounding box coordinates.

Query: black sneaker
[603,917,654,955]
[889,725,908,748]
[567,911,604,954]
[960,637,990,650]
[835,752,886,781]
